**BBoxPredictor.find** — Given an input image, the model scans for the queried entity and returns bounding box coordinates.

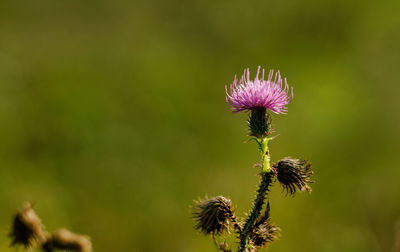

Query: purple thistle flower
[226,66,294,114]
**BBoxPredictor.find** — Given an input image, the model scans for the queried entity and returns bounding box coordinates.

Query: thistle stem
[238,172,273,252]
[258,138,271,173]
[238,138,273,252]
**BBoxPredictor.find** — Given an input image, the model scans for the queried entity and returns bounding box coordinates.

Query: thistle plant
[193,66,313,252]
[9,203,92,252]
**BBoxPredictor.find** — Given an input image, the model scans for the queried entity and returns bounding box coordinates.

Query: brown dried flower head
[42,228,92,252]
[193,196,234,235]
[9,203,46,248]
[250,220,280,249]
[273,157,313,195]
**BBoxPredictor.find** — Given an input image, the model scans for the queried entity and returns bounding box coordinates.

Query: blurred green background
[1,0,400,251]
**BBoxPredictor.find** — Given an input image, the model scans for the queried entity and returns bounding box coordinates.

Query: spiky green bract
[273,157,313,196]
[193,196,240,235]
[239,172,274,252]
[248,108,272,138]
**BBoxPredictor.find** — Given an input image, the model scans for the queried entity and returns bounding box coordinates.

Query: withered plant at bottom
[9,203,92,252]
[193,66,313,252]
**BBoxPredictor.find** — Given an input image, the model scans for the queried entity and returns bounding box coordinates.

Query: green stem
[259,138,271,173]
[238,137,273,252]
[238,172,273,252]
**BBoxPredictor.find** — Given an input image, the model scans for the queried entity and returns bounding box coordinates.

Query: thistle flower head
[193,196,234,235]
[273,158,313,196]
[9,203,47,248]
[226,66,293,114]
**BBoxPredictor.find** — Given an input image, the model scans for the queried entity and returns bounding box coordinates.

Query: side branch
[238,172,274,252]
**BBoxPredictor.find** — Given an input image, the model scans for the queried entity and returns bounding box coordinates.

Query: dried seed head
[273,157,313,196]
[250,220,280,249]
[42,228,92,252]
[9,203,46,248]
[193,196,234,235]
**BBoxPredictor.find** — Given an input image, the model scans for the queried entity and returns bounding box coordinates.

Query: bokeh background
[1,0,400,251]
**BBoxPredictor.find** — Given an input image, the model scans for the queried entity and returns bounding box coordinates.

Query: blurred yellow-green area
[1,0,400,251]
